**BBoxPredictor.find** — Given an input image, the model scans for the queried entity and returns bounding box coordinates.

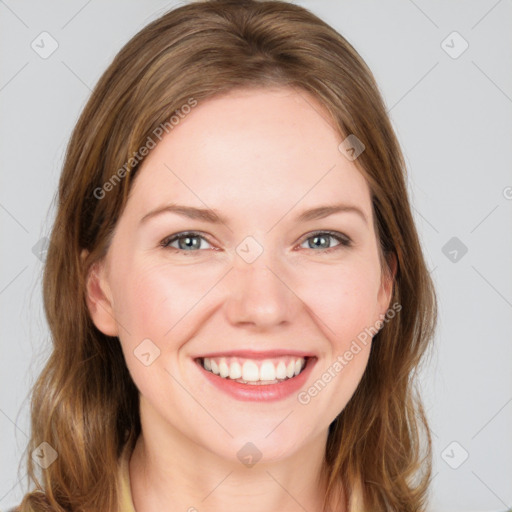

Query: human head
[20,1,437,511]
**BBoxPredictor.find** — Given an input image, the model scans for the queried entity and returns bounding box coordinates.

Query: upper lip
[194,349,315,360]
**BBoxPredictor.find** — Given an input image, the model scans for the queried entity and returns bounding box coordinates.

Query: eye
[160,230,352,255]
[299,231,352,252]
[160,231,213,253]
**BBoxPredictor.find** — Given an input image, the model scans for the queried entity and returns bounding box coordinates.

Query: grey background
[1,1,511,511]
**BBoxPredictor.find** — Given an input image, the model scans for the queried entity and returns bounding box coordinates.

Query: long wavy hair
[16,0,437,510]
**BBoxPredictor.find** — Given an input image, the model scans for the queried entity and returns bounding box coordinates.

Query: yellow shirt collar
[117,443,137,512]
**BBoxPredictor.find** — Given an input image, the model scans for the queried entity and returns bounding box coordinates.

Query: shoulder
[5,445,133,512]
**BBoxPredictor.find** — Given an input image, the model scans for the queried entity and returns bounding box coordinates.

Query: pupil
[311,235,329,249]
[180,236,200,250]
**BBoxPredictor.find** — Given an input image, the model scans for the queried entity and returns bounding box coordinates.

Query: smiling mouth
[195,355,312,385]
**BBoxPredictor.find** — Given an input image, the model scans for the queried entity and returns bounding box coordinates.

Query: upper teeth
[201,356,306,382]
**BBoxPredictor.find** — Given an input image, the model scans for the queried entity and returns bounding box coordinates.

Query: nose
[223,252,301,330]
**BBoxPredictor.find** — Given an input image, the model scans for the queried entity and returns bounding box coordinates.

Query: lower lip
[194,357,317,402]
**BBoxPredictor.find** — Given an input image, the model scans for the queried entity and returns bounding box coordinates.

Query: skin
[85,86,396,512]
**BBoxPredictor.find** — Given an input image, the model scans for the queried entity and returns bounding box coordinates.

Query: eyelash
[160,230,353,255]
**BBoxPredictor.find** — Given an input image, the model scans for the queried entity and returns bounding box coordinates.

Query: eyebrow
[139,202,368,226]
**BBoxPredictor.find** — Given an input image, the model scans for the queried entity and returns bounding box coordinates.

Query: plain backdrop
[1,1,511,511]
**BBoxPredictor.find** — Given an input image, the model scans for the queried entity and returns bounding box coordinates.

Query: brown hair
[17,0,437,510]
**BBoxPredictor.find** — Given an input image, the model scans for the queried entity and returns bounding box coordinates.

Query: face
[85,86,394,464]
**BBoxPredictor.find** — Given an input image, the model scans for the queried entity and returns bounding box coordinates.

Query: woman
[15,0,437,510]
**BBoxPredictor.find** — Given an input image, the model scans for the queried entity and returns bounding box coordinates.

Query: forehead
[128,87,372,223]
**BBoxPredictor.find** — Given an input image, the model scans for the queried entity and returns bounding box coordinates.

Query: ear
[376,251,397,319]
[81,249,118,337]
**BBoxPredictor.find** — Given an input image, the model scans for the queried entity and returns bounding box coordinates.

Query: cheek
[110,260,213,399]
[294,263,379,417]
[111,258,221,358]
[295,261,380,347]
[296,266,375,417]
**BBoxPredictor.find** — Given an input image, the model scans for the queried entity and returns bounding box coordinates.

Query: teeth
[200,356,307,383]
[286,360,295,378]
[242,360,260,381]
[260,361,276,381]
[229,361,242,379]
[276,361,287,379]
[218,359,230,378]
